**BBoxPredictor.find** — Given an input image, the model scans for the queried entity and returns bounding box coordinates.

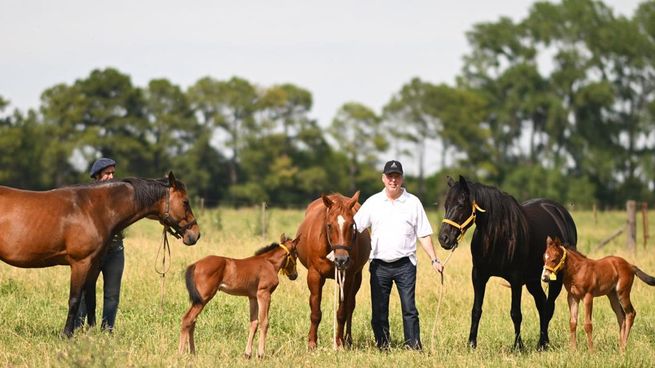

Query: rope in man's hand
[430,247,457,351]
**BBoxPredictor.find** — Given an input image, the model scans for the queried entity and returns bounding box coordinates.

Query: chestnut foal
[541,236,655,351]
[179,234,298,358]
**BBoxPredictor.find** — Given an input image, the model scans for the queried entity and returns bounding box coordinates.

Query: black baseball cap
[383,160,403,175]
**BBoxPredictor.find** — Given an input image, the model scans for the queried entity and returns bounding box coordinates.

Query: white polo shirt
[354,188,433,265]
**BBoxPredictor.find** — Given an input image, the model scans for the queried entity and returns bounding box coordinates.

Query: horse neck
[562,248,586,275]
[94,183,160,231]
[263,246,289,271]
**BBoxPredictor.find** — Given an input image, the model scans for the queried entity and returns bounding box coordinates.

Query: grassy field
[1,207,654,367]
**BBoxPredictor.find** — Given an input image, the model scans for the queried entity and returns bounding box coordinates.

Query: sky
[0,0,642,173]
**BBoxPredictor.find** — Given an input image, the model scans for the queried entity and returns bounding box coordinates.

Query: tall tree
[187,76,258,185]
[329,102,388,192]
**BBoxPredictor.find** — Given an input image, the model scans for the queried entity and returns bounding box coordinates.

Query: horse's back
[522,198,578,250]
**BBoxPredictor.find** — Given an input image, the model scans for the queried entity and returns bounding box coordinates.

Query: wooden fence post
[643,202,649,249]
[627,200,636,251]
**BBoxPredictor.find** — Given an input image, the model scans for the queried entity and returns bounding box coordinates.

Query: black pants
[369,257,421,349]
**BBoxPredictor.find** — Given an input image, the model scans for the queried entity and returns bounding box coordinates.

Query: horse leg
[618,289,636,351]
[244,297,258,359]
[256,290,272,358]
[607,290,625,350]
[525,280,549,350]
[468,267,489,349]
[343,270,362,347]
[509,280,525,350]
[307,268,326,350]
[567,293,579,350]
[62,261,93,337]
[583,294,594,351]
[179,302,205,354]
[83,262,102,328]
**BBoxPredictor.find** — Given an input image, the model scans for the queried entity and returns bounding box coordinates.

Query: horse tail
[633,266,655,286]
[185,264,204,304]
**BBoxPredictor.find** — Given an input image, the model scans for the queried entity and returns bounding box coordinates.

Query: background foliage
[2,0,654,208]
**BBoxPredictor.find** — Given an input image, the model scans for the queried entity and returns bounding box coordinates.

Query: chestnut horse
[295,192,371,349]
[0,172,200,337]
[541,236,655,351]
[178,234,299,358]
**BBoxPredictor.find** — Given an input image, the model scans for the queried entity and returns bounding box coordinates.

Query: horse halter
[160,188,197,239]
[278,242,296,276]
[441,201,486,242]
[544,246,567,281]
[326,222,358,253]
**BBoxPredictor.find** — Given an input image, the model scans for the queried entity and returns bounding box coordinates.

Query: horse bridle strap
[544,246,567,280]
[278,243,296,276]
[325,213,358,253]
[442,201,486,240]
[160,188,196,239]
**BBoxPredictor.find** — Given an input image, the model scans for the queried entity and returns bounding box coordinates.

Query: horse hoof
[468,341,477,350]
[308,341,317,350]
[244,353,252,359]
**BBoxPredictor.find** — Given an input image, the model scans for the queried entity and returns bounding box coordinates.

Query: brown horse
[295,192,371,349]
[178,234,299,358]
[0,171,200,337]
[541,236,655,351]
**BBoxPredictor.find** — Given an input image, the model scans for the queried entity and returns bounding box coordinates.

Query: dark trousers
[75,247,125,331]
[369,257,421,349]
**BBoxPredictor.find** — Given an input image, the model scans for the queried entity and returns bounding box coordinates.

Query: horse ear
[322,194,334,209]
[168,171,177,189]
[458,175,469,191]
[546,236,553,244]
[447,176,455,187]
[348,191,361,209]
[280,233,289,243]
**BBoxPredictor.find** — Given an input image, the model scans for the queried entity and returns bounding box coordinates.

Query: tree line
[1,0,654,208]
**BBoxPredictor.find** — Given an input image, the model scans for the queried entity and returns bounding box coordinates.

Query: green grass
[1,208,655,367]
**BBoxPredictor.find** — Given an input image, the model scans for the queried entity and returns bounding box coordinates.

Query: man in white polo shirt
[354,160,443,350]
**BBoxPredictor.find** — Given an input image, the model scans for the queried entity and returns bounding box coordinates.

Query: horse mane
[255,242,281,256]
[553,238,588,259]
[467,180,529,262]
[122,177,174,209]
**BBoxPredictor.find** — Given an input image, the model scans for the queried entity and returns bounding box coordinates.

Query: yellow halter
[441,201,486,242]
[278,243,296,276]
[544,246,567,281]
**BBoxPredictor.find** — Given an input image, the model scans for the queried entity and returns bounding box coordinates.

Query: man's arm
[418,235,444,273]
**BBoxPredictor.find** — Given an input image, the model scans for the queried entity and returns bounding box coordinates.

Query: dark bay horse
[542,237,655,351]
[179,234,298,358]
[296,192,371,349]
[0,171,200,337]
[438,175,577,350]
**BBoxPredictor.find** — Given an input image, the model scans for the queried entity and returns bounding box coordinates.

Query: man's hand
[431,259,444,273]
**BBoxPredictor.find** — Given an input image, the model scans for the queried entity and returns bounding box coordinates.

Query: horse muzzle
[438,231,458,250]
[183,228,201,246]
[334,254,351,270]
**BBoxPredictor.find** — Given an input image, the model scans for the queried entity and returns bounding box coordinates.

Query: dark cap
[90,157,116,178]
[383,160,403,175]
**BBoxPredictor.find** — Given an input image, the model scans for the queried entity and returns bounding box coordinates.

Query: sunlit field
[1,207,654,367]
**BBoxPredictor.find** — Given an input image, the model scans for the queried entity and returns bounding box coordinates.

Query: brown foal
[178,234,298,358]
[541,236,655,351]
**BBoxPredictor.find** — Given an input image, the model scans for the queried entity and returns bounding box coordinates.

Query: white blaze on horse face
[337,215,345,235]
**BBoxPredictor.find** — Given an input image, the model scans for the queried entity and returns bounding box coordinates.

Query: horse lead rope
[155,226,173,312]
[333,266,346,350]
[430,246,457,352]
